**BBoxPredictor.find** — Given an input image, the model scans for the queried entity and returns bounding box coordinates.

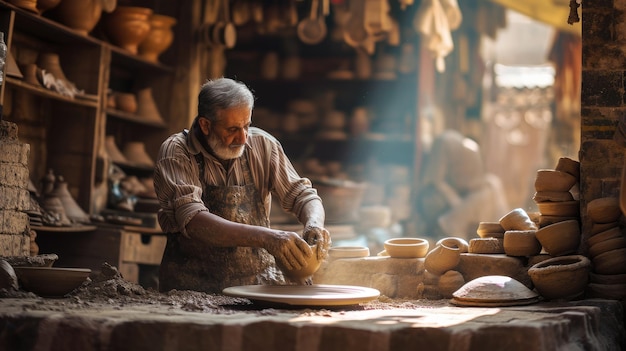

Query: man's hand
[303,226,331,261]
[265,230,312,271]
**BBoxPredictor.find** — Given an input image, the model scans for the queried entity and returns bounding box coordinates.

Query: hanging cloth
[413,0,462,72]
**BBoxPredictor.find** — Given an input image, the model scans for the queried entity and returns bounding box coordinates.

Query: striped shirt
[154,125,321,235]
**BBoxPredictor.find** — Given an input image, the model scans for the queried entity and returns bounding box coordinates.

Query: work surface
[0,292,624,351]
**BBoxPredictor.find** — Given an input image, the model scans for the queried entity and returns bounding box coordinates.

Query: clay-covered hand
[265,229,313,271]
[303,225,331,261]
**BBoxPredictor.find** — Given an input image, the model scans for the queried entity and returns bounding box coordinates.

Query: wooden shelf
[106,108,168,128]
[31,225,97,232]
[6,77,99,108]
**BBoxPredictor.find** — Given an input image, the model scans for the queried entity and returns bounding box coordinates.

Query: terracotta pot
[279,244,321,280]
[122,141,154,167]
[36,0,62,14]
[138,14,177,63]
[587,283,626,300]
[36,52,68,82]
[593,248,626,275]
[535,219,581,256]
[383,237,429,258]
[587,226,622,247]
[103,6,153,54]
[437,270,465,299]
[503,230,542,257]
[435,237,469,253]
[528,255,590,300]
[105,135,129,164]
[589,236,626,259]
[534,169,577,192]
[587,197,621,224]
[8,0,38,13]
[135,87,164,123]
[536,200,580,217]
[424,243,461,276]
[555,157,580,179]
[499,208,537,231]
[49,0,104,35]
[114,92,137,113]
[48,176,90,224]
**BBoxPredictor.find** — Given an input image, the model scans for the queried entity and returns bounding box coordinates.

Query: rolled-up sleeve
[154,134,208,236]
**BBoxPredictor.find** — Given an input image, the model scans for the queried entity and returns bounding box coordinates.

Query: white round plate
[222,284,380,306]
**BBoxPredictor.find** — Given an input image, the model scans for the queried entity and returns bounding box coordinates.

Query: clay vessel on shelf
[48,0,104,36]
[424,242,461,276]
[114,92,137,113]
[49,176,90,224]
[105,135,129,164]
[103,6,153,55]
[36,52,69,82]
[122,141,154,167]
[138,14,177,63]
[136,87,164,123]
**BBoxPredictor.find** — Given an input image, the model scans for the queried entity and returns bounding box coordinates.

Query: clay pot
[533,191,574,203]
[105,135,129,164]
[535,219,581,256]
[21,63,42,87]
[49,0,104,36]
[528,255,590,300]
[590,272,626,285]
[587,283,626,300]
[114,92,137,113]
[503,230,542,257]
[135,87,164,123]
[537,200,580,217]
[589,236,626,259]
[138,14,177,63]
[122,141,154,167]
[593,248,626,275]
[499,208,537,231]
[36,0,62,14]
[468,238,505,254]
[476,221,505,237]
[383,238,429,258]
[48,176,90,224]
[36,52,69,82]
[555,157,580,179]
[8,0,38,13]
[587,197,621,224]
[437,270,465,299]
[328,246,370,259]
[590,221,619,236]
[435,237,469,253]
[534,169,577,192]
[424,243,461,276]
[103,6,153,54]
[587,226,622,247]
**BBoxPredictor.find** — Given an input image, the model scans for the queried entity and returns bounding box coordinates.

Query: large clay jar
[424,243,461,276]
[49,0,104,36]
[138,14,177,63]
[103,6,153,55]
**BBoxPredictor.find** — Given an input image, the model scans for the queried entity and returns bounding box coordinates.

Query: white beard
[208,132,245,160]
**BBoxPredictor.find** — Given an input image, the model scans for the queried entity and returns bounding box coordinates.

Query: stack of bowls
[585,197,626,299]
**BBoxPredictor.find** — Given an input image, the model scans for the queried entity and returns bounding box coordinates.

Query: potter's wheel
[223,284,380,307]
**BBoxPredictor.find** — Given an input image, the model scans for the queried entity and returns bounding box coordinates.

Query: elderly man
[154,77,331,293]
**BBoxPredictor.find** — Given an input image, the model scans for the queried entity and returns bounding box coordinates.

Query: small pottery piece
[138,14,177,63]
[468,238,504,254]
[328,246,370,259]
[554,157,580,179]
[103,6,153,54]
[279,244,321,280]
[499,208,537,231]
[135,87,164,123]
[533,191,574,203]
[476,221,505,236]
[586,197,621,224]
[503,230,542,257]
[587,226,622,247]
[589,236,626,258]
[49,0,104,35]
[383,237,429,258]
[435,237,469,253]
[114,92,137,113]
[48,175,90,224]
[539,215,578,228]
[437,270,465,298]
[590,221,619,236]
[13,266,91,297]
[535,219,581,256]
[424,242,461,275]
[36,52,69,82]
[528,255,590,300]
[451,275,540,307]
[105,135,129,164]
[592,248,626,275]
[537,200,580,217]
[122,141,154,167]
[534,169,577,192]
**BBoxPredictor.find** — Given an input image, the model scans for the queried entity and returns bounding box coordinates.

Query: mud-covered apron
[159,150,285,293]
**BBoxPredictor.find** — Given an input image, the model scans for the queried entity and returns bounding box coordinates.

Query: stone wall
[0,120,30,256]
[580,2,626,239]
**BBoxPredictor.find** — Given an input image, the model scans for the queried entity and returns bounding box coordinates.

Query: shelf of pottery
[0,0,177,232]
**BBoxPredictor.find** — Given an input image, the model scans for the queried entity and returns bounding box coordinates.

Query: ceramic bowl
[587,226,622,247]
[451,275,539,307]
[328,246,370,259]
[503,230,542,257]
[528,255,590,300]
[13,266,91,297]
[590,272,626,285]
[534,169,577,192]
[588,236,626,258]
[383,237,429,258]
[587,283,626,300]
[535,219,581,256]
[554,157,580,179]
[536,200,580,217]
[586,197,621,224]
[592,248,626,275]
[499,208,537,231]
[476,222,505,238]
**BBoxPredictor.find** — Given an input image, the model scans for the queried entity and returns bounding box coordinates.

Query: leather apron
[159,150,285,293]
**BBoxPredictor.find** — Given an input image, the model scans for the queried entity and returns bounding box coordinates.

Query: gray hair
[197,77,255,122]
